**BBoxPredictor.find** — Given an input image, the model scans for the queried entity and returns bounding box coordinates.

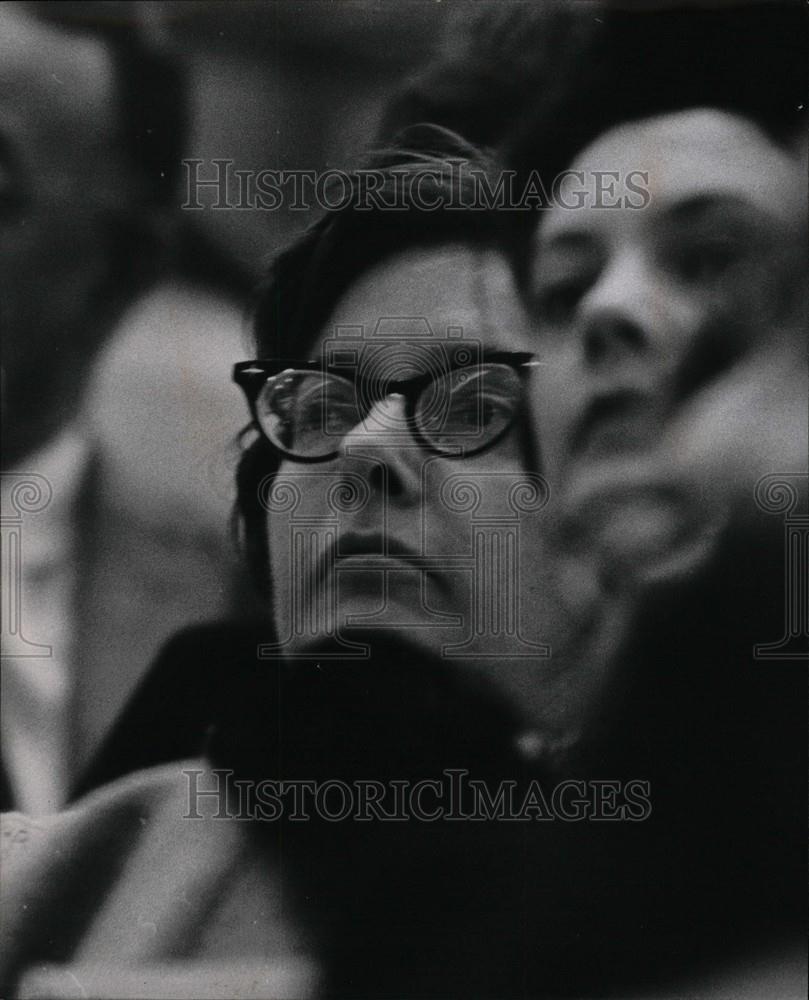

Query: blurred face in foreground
[530,109,807,496]
[263,244,584,728]
[0,4,138,461]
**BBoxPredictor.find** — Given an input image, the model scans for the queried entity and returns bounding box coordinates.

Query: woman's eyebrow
[538,229,596,253]
[658,191,759,225]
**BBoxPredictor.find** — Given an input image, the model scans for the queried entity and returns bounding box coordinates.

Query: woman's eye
[674,239,741,283]
[451,399,497,425]
[324,400,360,430]
[536,280,587,324]
[482,394,515,421]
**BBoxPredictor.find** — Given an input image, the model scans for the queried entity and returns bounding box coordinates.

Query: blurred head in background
[0,1,184,466]
[514,2,807,576]
[531,107,807,492]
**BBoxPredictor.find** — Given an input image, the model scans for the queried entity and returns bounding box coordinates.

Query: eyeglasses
[233,351,539,462]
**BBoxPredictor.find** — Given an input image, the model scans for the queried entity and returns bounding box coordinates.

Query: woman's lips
[316,533,460,596]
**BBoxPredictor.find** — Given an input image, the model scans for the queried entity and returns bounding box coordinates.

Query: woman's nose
[578,251,705,387]
[337,393,422,501]
[577,252,654,370]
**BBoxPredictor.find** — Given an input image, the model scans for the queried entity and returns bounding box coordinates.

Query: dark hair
[507,2,808,190]
[379,3,599,150]
[497,1,808,286]
[237,126,519,593]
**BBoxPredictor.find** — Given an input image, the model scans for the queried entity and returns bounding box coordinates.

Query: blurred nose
[578,251,655,370]
[337,393,422,502]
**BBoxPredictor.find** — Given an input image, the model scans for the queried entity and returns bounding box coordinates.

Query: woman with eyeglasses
[0,132,597,1000]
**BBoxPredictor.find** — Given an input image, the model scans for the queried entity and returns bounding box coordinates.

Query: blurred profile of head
[517,2,807,493]
[531,108,807,491]
[0,1,184,465]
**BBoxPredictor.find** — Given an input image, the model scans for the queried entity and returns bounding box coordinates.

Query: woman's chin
[272,570,470,663]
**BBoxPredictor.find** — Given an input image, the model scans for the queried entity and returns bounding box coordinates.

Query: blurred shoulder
[1,758,321,998]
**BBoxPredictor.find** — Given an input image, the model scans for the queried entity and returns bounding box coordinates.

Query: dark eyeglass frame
[233,350,539,463]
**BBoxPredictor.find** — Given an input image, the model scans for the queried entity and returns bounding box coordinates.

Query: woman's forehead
[539,109,805,247]
[309,244,530,357]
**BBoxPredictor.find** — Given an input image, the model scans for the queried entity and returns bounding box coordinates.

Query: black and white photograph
[1,1,807,997]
